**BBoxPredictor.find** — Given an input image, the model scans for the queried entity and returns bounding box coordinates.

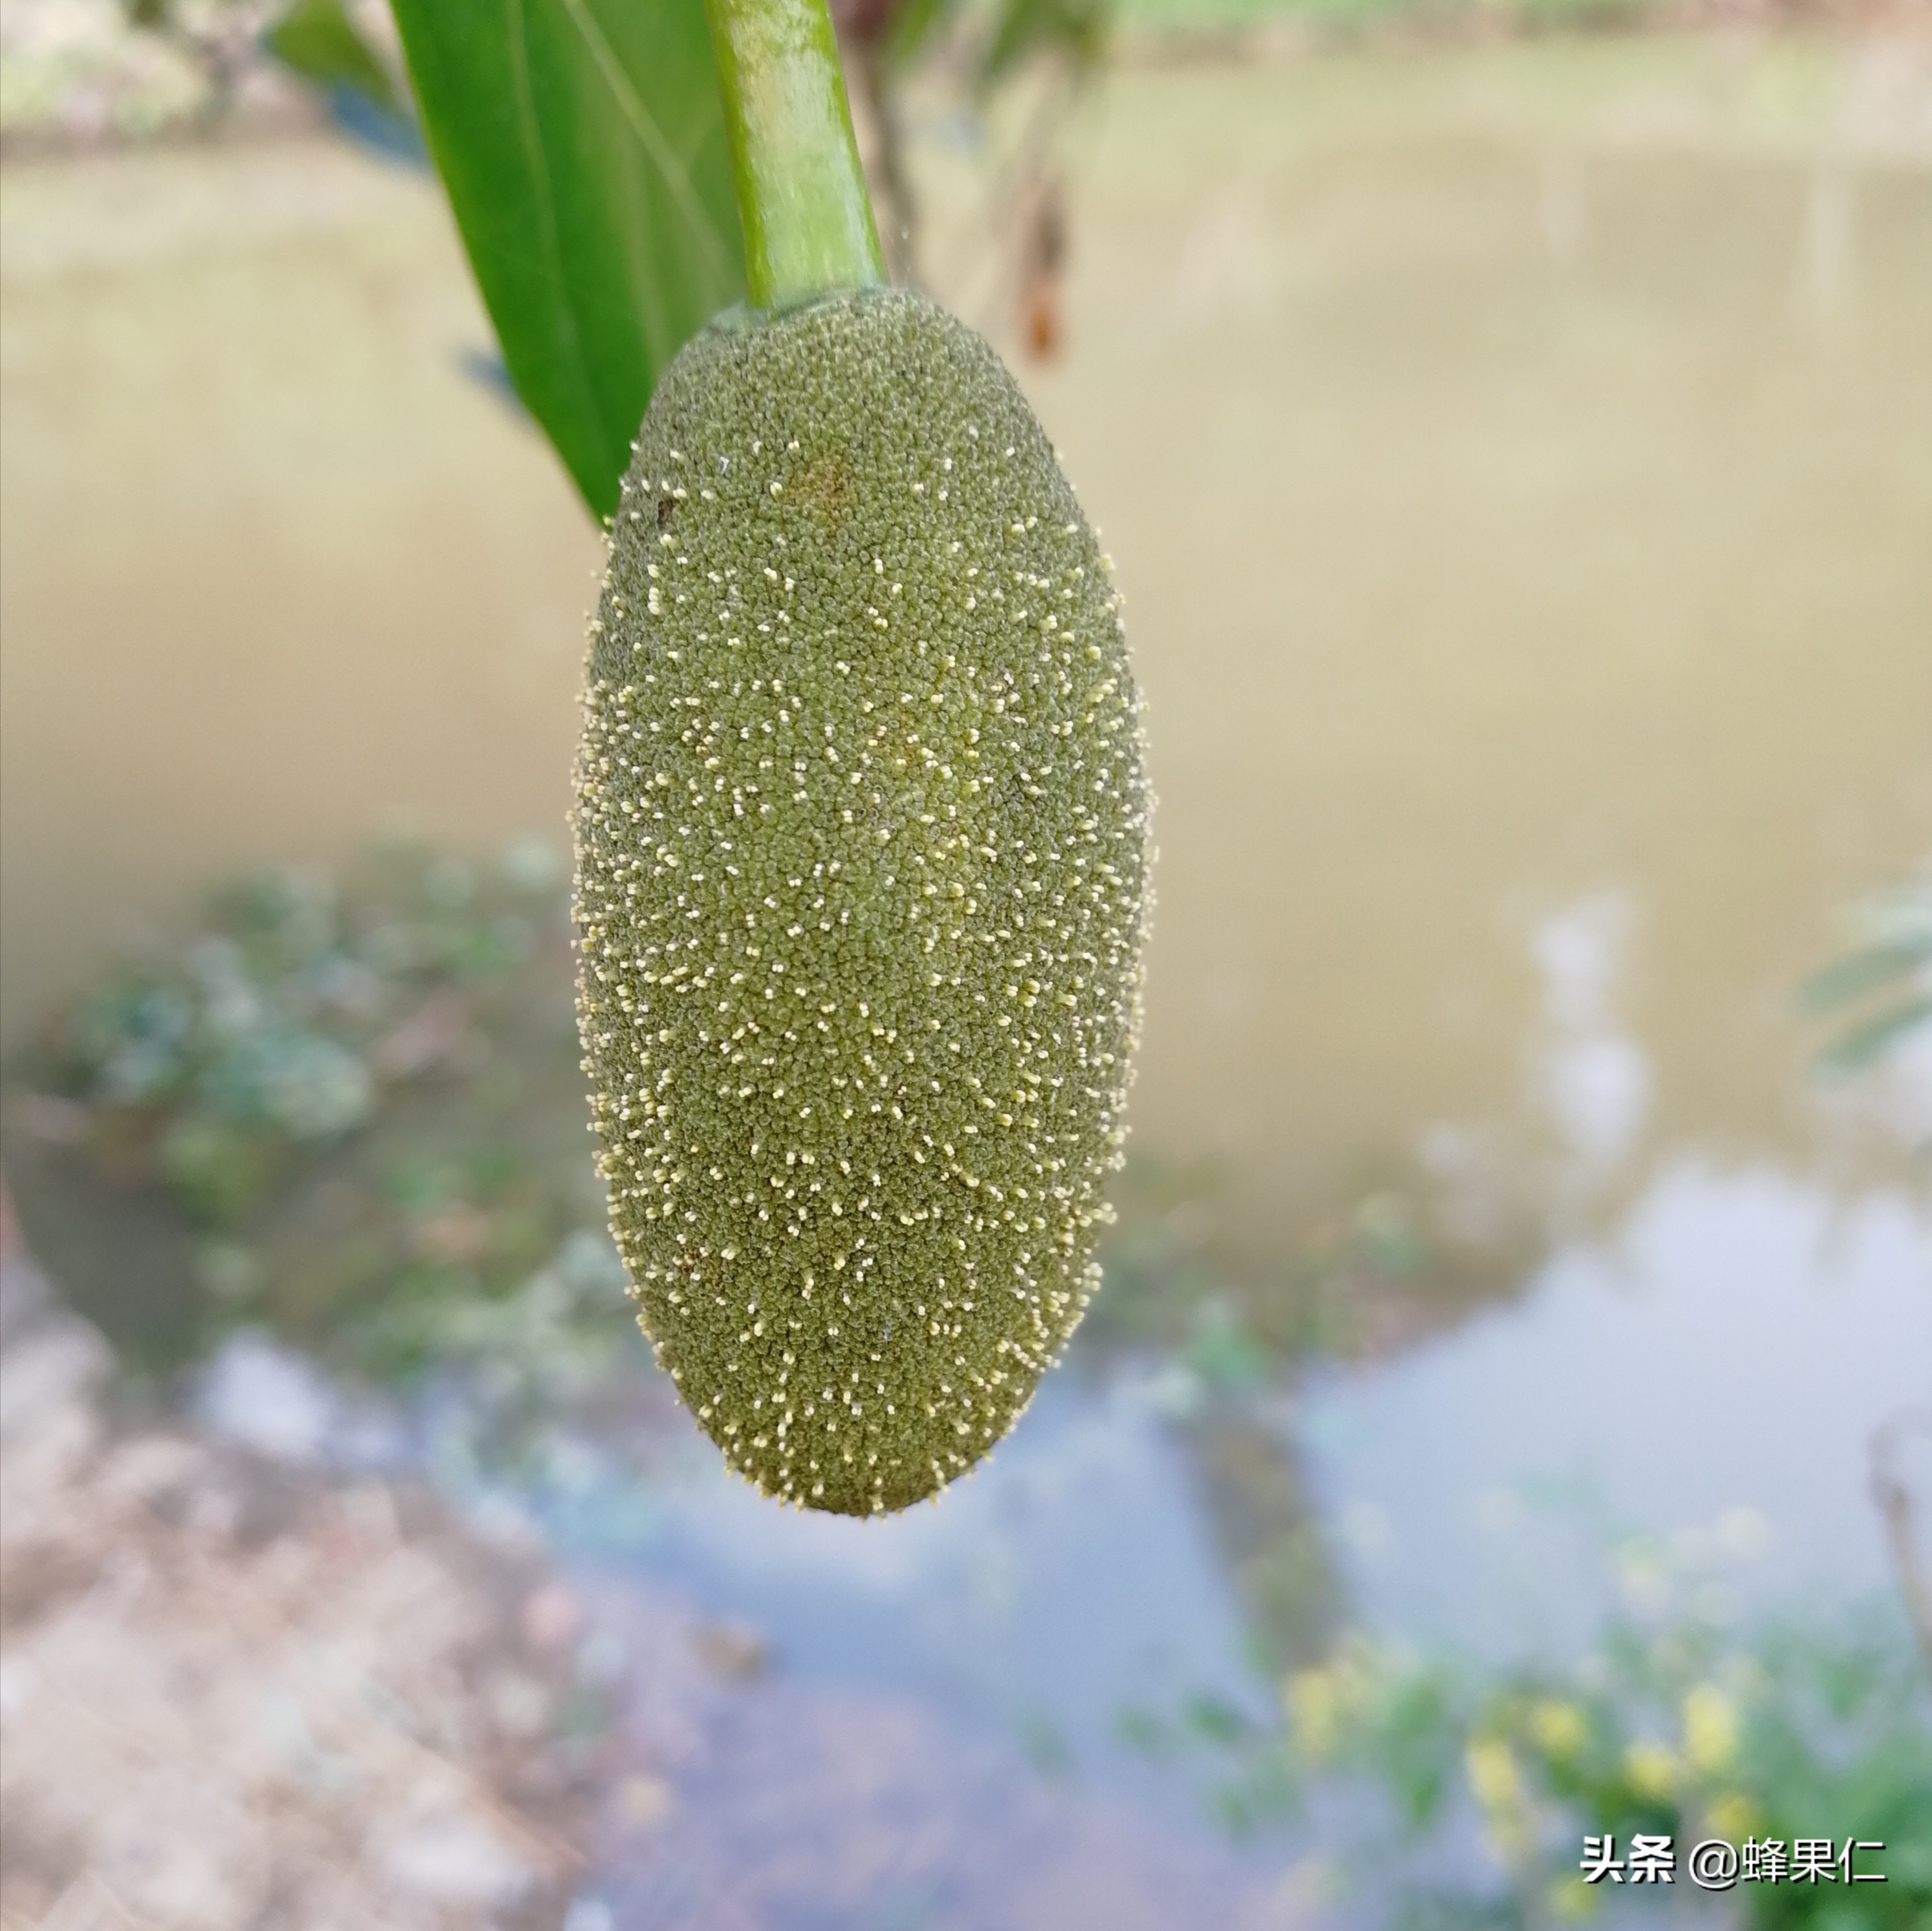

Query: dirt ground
[0,1187,597,1931]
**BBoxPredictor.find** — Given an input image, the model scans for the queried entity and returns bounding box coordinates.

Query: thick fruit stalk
[704,0,884,310]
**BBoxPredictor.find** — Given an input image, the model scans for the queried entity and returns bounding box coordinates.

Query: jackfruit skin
[573,287,1148,1516]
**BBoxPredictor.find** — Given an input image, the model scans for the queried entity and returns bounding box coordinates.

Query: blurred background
[1,0,1929,1925]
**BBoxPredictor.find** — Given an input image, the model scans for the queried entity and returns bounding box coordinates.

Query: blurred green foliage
[1105,0,1661,31]
[856,0,1111,88]
[116,0,412,133]
[47,840,554,1210]
[1128,1575,1932,1926]
[1800,872,1932,1083]
[9,838,642,1419]
[262,0,404,116]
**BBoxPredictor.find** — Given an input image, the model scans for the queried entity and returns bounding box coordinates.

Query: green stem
[704,0,886,312]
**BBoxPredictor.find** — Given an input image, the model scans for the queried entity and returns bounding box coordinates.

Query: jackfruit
[573,287,1148,1515]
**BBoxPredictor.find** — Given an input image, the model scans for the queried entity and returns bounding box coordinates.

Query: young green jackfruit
[573,287,1148,1515]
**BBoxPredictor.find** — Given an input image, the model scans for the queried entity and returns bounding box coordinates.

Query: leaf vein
[554,0,735,288]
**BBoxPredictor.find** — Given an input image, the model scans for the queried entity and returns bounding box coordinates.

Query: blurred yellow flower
[1286,1666,1340,1763]
[1467,1737,1526,1815]
[1530,1699,1590,1759]
[1682,1685,1737,1774]
[1468,1736,1535,1866]
[1707,1792,1759,1841]
[1549,1875,1603,1921]
[1623,1740,1677,1801]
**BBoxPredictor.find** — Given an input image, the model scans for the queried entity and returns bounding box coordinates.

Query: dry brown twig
[1870,1405,1932,1677]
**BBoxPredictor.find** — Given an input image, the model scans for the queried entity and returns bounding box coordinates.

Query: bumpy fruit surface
[573,288,1148,1514]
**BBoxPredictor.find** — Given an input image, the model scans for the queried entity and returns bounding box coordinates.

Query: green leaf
[1797,938,1931,1016]
[978,0,1111,92]
[1815,995,1932,1078]
[265,0,404,119]
[882,0,961,68]
[390,0,746,519]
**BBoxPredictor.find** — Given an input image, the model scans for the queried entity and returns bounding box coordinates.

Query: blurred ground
[0,1191,594,1930]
